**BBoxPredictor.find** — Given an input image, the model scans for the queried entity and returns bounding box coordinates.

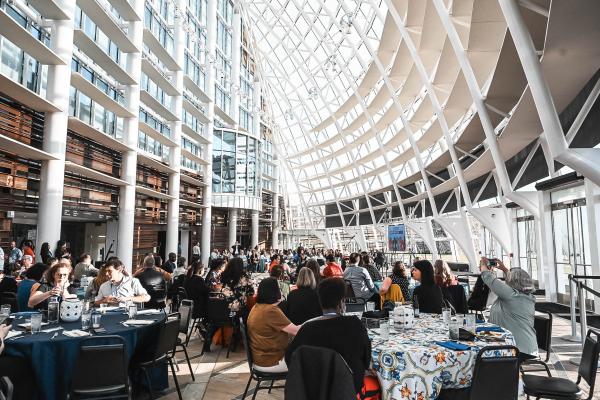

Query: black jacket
[284,287,322,325]
[413,284,444,314]
[285,345,357,400]
[285,315,371,393]
[184,275,209,318]
[136,268,167,309]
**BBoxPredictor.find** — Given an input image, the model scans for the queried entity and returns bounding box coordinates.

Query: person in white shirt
[95,259,150,305]
[192,242,201,258]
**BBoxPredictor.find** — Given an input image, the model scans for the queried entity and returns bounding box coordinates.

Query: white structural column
[35,0,76,253]
[230,8,242,128]
[166,2,185,256]
[228,208,238,248]
[117,0,144,270]
[272,157,280,249]
[498,0,600,187]
[251,209,259,249]
[200,0,218,267]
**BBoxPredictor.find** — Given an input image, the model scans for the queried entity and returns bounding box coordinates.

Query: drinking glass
[442,308,452,327]
[128,303,137,319]
[464,314,477,334]
[366,302,375,312]
[449,319,460,340]
[31,313,43,334]
[99,303,108,314]
[0,304,10,317]
[81,311,91,330]
[379,320,390,340]
[92,313,101,329]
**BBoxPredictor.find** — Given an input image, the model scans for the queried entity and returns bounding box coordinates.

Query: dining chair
[202,294,236,357]
[0,377,13,400]
[523,329,600,400]
[438,345,520,400]
[239,318,286,400]
[68,335,130,399]
[344,297,366,313]
[522,311,553,373]
[132,316,182,400]
[173,301,196,381]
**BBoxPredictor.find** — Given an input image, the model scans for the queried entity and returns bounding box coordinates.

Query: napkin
[17,322,48,328]
[136,309,162,315]
[63,330,91,337]
[476,326,504,333]
[41,327,63,333]
[5,331,23,340]
[434,341,470,351]
[122,319,155,326]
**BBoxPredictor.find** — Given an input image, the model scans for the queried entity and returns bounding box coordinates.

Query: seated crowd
[0,241,540,398]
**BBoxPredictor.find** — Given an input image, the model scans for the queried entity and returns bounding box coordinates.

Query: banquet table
[370,313,515,400]
[5,310,168,400]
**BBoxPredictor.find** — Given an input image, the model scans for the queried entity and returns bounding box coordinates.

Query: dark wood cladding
[66,132,121,177]
[136,164,169,194]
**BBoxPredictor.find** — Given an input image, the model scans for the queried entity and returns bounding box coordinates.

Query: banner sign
[388,224,406,251]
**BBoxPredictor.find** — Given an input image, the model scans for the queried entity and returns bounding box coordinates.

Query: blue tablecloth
[5,311,168,400]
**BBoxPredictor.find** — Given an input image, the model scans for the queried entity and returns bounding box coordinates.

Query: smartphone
[488,259,497,267]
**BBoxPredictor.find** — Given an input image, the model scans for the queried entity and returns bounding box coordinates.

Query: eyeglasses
[56,273,70,277]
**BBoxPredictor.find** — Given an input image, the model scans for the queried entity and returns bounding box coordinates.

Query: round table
[370,314,515,400]
[5,310,168,400]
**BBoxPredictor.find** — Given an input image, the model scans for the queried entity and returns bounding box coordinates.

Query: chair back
[0,293,17,313]
[70,336,129,395]
[285,345,355,400]
[578,329,600,392]
[239,317,254,370]
[179,300,194,335]
[382,284,404,304]
[151,316,181,361]
[206,296,231,325]
[533,311,552,361]
[0,377,13,400]
[344,280,355,298]
[469,345,519,400]
[442,285,468,314]
[344,297,366,313]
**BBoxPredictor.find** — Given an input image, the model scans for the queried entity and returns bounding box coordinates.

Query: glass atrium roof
[239,0,392,204]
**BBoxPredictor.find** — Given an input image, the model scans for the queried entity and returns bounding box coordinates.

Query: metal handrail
[568,274,600,345]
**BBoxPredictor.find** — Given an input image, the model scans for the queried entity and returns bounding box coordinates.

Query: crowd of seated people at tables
[0,241,541,399]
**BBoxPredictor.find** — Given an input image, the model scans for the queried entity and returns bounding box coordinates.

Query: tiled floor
[156,307,599,400]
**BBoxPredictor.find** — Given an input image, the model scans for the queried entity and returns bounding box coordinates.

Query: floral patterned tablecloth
[370,314,515,400]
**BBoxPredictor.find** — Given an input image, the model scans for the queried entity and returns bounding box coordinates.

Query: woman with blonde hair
[283,267,322,324]
[433,259,458,288]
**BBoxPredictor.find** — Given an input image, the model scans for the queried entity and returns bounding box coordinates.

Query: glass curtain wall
[212,129,260,196]
[516,209,538,287]
[551,185,592,307]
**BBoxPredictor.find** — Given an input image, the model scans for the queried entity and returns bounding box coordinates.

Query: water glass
[81,311,92,330]
[366,302,375,312]
[31,313,43,334]
[442,308,452,327]
[99,303,108,314]
[0,304,10,317]
[379,320,390,340]
[449,319,460,340]
[464,313,477,334]
[91,313,101,329]
[128,303,137,319]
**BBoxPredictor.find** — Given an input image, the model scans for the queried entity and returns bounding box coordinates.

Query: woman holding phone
[479,257,537,362]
